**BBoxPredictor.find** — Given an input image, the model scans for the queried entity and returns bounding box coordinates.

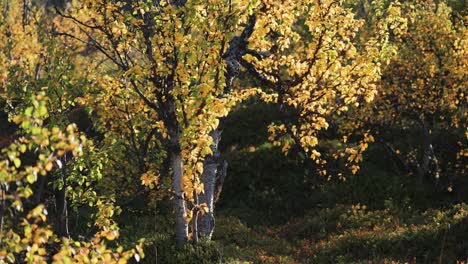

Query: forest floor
[118,102,468,263]
[120,189,468,263]
[211,102,468,263]
[119,147,468,263]
[215,203,468,263]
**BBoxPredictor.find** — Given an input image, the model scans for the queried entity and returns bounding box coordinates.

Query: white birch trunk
[171,151,189,245]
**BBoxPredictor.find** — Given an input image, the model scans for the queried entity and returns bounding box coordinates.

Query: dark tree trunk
[54,158,70,238]
[415,119,440,185]
[34,174,47,205]
[54,186,69,237]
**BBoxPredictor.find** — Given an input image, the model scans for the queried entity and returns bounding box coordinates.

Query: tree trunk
[55,186,69,237]
[198,129,221,240]
[54,174,69,238]
[192,191,200,244]
[0,184,5,240]
[54,157,70,238]
[33,174,47,205]
[196,15,257,240]
[416,122,432,184]
[171,149,189,245]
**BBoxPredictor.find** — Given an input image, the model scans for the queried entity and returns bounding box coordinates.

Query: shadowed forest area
[0,0,467,263]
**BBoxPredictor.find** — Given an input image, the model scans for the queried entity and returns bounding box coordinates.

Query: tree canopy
[0,0,466,263]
